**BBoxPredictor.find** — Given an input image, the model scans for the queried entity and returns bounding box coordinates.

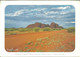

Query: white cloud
[13,10,24,16]
[5,6,72,19]
[31,8,47,11]
[5,8,47,17]
[34,12,56,18]
[43,20,48,22]
[65,21,75,23]
[6,13,14,16]
[45,11,59,15]
[60,11,68,14]
[52,6,70,10]
[6,9,25,16]
[57,6,70,9]
[45,16,55,18]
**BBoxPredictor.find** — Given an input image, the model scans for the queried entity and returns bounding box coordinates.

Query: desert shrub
[18,28,28,32]
[27,42,33,45]
[5,28,17,31]
[37,38,43,42]
[43,27,52,31]
[45,37,49,40]
[27,28,33,31]
[35,43,38,46]
[25,49,31,52]
[25,47,28,49]
[51,28,56,31]
[52,28,62,31]
[36,50,44,52]
[67,27,75,33]
[20,50,23,52]
[33,27,40,32]
[9,32,17,35]
[25,28,33,32]
[47,42,52,45]
[60,45,65,48]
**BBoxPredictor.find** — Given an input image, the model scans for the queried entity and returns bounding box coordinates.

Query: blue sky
[5,5,75,28]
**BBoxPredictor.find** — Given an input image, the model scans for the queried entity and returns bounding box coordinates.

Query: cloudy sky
[5,5,75,28]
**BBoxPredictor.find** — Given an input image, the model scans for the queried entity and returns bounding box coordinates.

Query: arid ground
[5,5,75,52]
[5,29,75,52]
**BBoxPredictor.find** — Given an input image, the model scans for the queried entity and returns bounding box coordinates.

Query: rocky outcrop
[26,22,63,29]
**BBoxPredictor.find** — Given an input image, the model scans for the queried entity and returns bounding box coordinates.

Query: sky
[5,5,75,28]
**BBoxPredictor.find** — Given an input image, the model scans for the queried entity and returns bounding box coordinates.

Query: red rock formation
[50,22,56,28]
[26,22,63,29]
[41,24,46,28]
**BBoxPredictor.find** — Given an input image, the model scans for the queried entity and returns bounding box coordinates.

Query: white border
[0,1,80,56]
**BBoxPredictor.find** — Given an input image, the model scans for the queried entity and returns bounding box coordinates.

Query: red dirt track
[5,30,75,52]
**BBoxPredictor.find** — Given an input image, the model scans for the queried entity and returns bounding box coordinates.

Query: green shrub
[47,42,52,45]
[25,49,31,52]
[20,50,23,52]
[33,27,40,32]
[35,43,38,46]
[36,50,44,52]
[37,38,43,42]
[9,32,17,35]
[27,28,33,31]
[25,47,28,49]
[5,28,17,31]
[27,42,33,45]
[18,28,28,32]
[43,27,52,31]
[45,37,49,40]
[67,27,75,33]
[52,28,62,31]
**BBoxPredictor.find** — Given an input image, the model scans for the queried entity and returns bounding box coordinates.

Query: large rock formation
[26,22,63,29]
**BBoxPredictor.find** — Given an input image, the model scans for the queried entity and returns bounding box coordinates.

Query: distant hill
[26,22,63,29]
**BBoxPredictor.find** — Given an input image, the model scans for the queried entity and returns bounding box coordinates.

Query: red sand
[5,30,75,52]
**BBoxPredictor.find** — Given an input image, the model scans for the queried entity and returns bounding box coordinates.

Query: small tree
[18,28,28,32]
[43,27,51,31]
[67,27,75,33]
[34,27,40,32]
[27,28,33,33]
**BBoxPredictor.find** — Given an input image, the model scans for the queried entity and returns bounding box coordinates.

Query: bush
[18,28,28,32]
[27,42,33,45]
[51,28,62,31]
[5,28,17,31]
[27,28,33,31]
[33,27,40,32]
[36,50,44,52]
[67,27,75,33]
[43,27,51,31]
[37,38,43,42]
[9,32,17,35]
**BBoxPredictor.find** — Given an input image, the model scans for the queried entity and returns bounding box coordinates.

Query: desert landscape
[5,5,75,52]
[5,22,75,52]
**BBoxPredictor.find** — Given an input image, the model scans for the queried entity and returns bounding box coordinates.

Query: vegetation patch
[27,42,33,45]
[43,27,52,31]
[8,32,17,35]
[33,27,40,32]
[25,49,31,52]
[45,37,49,40]
[36,50,44,52]
[35,43,38,46]
[67,27,75,33]
[37,38,43,42]
[25,47,28,49]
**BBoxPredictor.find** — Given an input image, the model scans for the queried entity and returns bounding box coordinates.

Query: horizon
[5,22,75,28]
[5,5,75,28]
